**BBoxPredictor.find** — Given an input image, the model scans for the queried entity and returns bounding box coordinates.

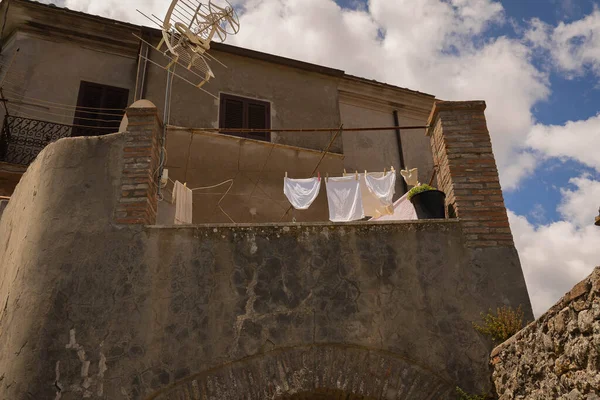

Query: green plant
[473,305,526,343]
[456,386,489,400]
[407,184,436,200]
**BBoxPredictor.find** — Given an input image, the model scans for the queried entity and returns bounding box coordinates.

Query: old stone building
[0,0,536,399]
[0,0,434,221]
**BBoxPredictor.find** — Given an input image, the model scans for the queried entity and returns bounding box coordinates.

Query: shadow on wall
[160,128,345,224]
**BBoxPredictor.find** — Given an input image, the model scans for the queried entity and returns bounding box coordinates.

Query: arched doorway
[147,344,454,400]
[277,390,376,399]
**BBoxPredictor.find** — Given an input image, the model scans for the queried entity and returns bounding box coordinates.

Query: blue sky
[498,0,600,223]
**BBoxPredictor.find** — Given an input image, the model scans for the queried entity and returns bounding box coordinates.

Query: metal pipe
[158,63,175,199]
[393,110,408,194]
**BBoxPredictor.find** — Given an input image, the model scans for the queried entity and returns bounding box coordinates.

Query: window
[72,81,129,137]
[219,93,271,142]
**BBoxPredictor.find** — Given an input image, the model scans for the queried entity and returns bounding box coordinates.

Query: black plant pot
[410,190,446,219]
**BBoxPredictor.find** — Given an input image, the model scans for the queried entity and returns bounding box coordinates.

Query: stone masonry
[491,267,600,399]
[428,101,513,248]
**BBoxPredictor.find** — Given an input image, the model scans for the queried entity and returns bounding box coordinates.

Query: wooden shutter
[219,94,271,142]
[220,96,244,137]
[72,81,129,137]
[246,102,270,141]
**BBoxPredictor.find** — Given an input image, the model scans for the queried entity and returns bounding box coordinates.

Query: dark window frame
[219,93,271,142]
[72,81,129,137]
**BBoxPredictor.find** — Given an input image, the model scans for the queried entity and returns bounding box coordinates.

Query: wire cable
[10,108,117,130]
[9,102,125,124]
[0,83,127,111]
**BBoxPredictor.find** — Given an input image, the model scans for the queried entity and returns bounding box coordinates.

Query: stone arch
[146,344,454,400]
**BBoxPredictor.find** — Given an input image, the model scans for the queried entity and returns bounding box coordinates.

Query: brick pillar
[115,106,162,225]
[427,101,513,248]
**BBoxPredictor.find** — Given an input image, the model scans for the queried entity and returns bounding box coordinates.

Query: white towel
[283,177,321,210]
[365,171,396,211]
[325,176,365,222]
[344,172,396,217]
[173,180,193,225]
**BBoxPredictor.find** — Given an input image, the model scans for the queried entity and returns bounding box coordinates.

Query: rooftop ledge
[145,219,461,230]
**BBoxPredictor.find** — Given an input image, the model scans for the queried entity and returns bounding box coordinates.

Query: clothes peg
[344,169,347,175]
[391,166,395,172]
[285,171,288,178]
[364,170,367,176]
[384,168,387,176]
[355,170,359,180]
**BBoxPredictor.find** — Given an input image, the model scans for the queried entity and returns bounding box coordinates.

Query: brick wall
[115,106,162,225]
[427,101,513,248]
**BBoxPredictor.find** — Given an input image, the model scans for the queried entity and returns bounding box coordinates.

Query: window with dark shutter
[219,93,271,142]
[72,81,129,137]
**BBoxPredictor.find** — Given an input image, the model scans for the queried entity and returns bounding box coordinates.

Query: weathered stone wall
[491,267,600,399]
[0,130,533,399]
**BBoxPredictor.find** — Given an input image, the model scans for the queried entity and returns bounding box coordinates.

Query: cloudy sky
[44,0,600,317]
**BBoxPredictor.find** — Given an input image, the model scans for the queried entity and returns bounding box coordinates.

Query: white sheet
[325,176,365,222]
[369,192,417,221]
[365,171,396,209]
[283,177,322,210]
[344,172,396,217]
[173,180,193,225]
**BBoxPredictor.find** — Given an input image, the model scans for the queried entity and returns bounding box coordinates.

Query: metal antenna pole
[158,62,175,199]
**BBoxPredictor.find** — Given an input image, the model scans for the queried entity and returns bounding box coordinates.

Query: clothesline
[284,168,401,222]
[170,125,429,134]
[285,167,397,182]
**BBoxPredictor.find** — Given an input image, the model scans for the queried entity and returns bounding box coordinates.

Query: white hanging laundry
[173,180,193,225]
[365,171,396,211]
[325,176,365,222]
[345,172,396,217]
[283,177,321,210]
[369,192,417,221]
[401,168,419,187]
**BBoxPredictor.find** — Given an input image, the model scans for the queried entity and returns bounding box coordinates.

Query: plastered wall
[161,128,344,224]
[0,31,137,126]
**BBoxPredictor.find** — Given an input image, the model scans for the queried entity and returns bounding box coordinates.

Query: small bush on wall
[455,387,490,400]
[473,305,526,343]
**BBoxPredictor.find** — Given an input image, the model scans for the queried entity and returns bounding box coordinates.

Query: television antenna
[136,0,240,95]
[135,0,241,199]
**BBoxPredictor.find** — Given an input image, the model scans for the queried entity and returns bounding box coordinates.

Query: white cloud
[510,211,600,317]
[510,174,600,317]
[526,8,600,78]
[527,113,600,171]
[558,175,600,228]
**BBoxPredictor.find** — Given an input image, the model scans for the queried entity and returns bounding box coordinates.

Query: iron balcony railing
[0,115,108,166]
